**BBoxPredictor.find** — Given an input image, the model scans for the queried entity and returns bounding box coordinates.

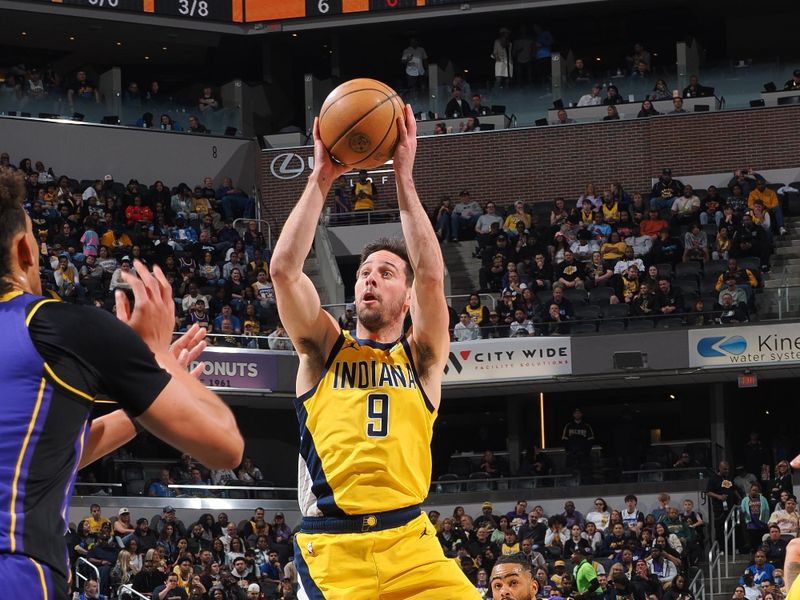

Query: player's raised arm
[394,104,451,387]
[270,118,348,362]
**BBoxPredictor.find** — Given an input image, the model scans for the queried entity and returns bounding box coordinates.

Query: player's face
[355,250,411,333]
[491,564,538,600]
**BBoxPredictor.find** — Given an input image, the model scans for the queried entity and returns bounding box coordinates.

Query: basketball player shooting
[271,105,481,598]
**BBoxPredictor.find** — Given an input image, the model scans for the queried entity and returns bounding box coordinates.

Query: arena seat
[437,474,462,494]
[124,479,146,496]
[588,287,614,305]
[657,317,684,329]
[603,304,629,319]
[627,318,654,331]
[571,322,597,334]
[675,262,702,279]
[598,320,625,333]
[467,472,493,492]
[574,305,602,321]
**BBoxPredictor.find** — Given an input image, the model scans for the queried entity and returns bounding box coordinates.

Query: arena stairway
[303,252,330,304]
[705,554,752,600]
[441,240,483,296]
[758,215,800,319]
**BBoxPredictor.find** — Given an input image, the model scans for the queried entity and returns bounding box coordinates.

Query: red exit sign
[738,373,758,388]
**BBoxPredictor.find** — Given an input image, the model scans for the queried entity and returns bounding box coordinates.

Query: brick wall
[257,105,800,234]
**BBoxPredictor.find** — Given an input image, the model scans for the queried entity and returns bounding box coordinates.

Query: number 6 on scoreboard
[305,0,341,16]
[366,393,389,438]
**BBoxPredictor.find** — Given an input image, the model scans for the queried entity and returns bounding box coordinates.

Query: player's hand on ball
[170,323,207,379]
[393,104,417,179]
[116,259,176,354]
[312,117,350,183]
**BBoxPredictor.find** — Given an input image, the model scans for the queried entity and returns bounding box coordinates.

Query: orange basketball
[318,78,405,170]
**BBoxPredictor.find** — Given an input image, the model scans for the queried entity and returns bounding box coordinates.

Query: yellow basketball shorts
[293,512,482,599]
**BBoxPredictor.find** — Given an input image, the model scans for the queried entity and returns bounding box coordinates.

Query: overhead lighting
[595,57,601,62]
[116,41,122,46]
[21,31,27,36]
[292,33,298,37]
[68,36,76,41]
[669,394,675,399]
[144,55,150,60]
[162,46,168,50]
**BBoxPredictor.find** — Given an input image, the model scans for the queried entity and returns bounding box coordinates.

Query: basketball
[318,78,405,170]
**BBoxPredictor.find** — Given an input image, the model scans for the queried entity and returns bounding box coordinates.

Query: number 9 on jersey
[366,393,389,438]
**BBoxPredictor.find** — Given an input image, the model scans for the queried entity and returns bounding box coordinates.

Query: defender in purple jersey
[0,168,244,598]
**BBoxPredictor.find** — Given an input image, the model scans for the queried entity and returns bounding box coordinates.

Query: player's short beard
[357,293,407,333]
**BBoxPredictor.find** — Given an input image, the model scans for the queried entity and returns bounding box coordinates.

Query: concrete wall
[327,222,404,256]
[0,116,258,190]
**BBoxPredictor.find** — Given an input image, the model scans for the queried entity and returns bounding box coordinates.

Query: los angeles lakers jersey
[296,329,436,517]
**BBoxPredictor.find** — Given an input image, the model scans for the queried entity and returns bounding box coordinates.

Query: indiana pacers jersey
[296,329,436,517]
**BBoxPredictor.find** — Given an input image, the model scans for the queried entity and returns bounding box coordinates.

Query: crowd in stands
[71,474,796,600]
[3,152,295,349]
[429,168,793,337]
[68,501,295,599]
[0,65,227,132]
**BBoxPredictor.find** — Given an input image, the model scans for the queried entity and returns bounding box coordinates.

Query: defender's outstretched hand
[312,117,350,184]
[170,323,207,379]
[116,259,175,354]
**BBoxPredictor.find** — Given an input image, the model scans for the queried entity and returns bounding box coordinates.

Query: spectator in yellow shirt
[503,200,532,233]
[748,179,786,235]
[85,503,111,535]
[353,170,377,211]
[502,530,521,555]
[99,225,133,256]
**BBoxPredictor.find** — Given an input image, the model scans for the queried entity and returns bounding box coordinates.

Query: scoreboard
[29,0,473,23]
[32,0,239,22]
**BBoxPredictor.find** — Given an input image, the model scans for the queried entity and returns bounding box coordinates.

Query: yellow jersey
[353,181,374,211]
[787,574,800,600]
[296,330,436,517]
[601,201,619,221]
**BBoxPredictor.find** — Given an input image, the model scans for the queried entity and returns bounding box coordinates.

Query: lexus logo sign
[270,153,311,180]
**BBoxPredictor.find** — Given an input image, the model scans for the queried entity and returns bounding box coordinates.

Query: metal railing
[118,584,150,600]
[690,564,707,600]
[165,483,298,500]
[75,556,100,591]
[432,474,578,493]
[722,505,741,577]
[322,207,401,226]
[189,331,294,350]
[707,541,721,598]
[447,293,498,310]
[233,217,272,251]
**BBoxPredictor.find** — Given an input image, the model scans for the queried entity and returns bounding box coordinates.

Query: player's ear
[15,228,36,270]
[531,578,539,596]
